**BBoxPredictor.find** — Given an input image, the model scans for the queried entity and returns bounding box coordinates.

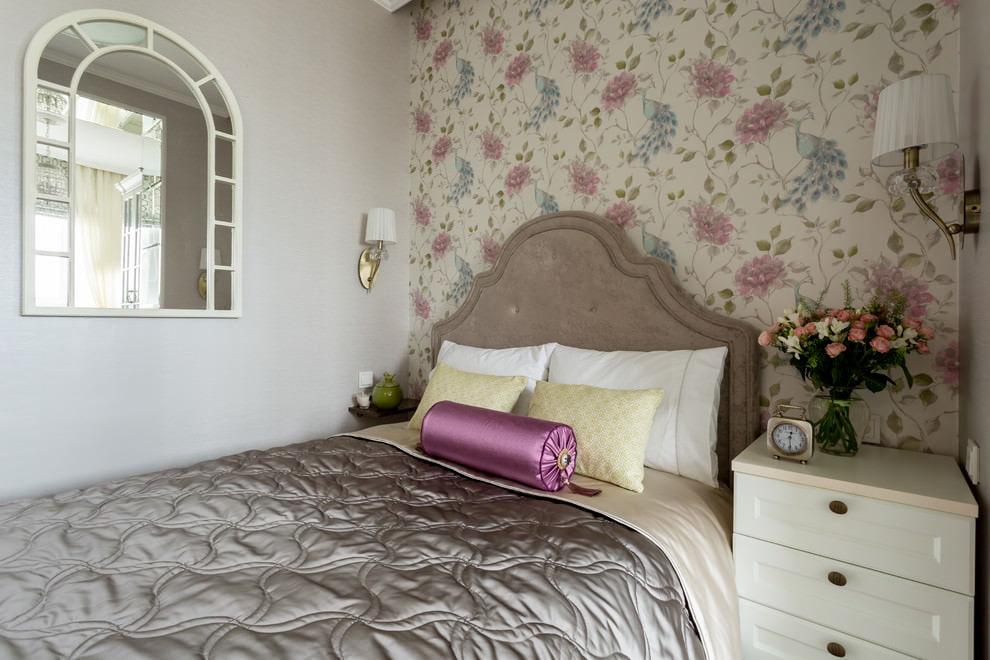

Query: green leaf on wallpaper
[624,176,633,188]
[914,373,934,386]
[713,45,728,59]
[769,383,780,397]
[833,248,845,259]
[719,289,733,299]
[756,240,772,252]
[899,253,923,268]
[919,389,937,407]
[843,193,860,202]
[855,25,876,40]
[668,54,677,63]
[891,197,906,212]
[920,17,938,35]
[705,31,715,48]
[834,80,846,89]
[725,151,737,164]
[773,239,791,256]
[726,2,737,15]
[682,151,697,162]
[760,394,770,407]
[770,66,782,83]
[888,53,904,74]
[706,148,716,160]
[629,54,641,70]
[579,139,587,153]
[843,22,861,32]
[887,412,903,433]
[706,294,715,306]
[617,61,627,70]
[770,224,781,239]
[616,189,626,198]
[629,187,641,201]
[887,232,904,254]
[848,245,859,257]
[683,8,697,21]
[854,199,876,213]
[893,16,906,32]
[724,300,736,314]
[911,3,935,17]
[774,79,792,98]
[626,45,634,58]
[757,85,772,96]
[848,73,859,86]
[719,139,734,151]
[705,177,715,193]
[668,192,676,201]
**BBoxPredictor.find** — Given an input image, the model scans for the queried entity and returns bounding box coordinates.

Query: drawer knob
[826,642,846,657]
[828,500,848,515]
[827,571,847,586]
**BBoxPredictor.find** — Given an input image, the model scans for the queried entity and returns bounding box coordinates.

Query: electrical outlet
[358,370,374,389]
[966,438,979,486]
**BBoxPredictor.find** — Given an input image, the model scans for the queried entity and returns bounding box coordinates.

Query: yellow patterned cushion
[527,381,665,492]
[407,361,529,430]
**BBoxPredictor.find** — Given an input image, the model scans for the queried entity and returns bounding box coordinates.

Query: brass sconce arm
[358,240,386,291]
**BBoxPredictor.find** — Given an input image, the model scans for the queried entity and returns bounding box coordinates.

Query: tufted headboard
[430,211,760,482]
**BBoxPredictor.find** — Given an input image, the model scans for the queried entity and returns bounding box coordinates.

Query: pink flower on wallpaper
[412,291,431,320]
[734,254,787,297]
[505,53,531,87]
[864,263,935,317]
[481,131,504,160]
[414,15,432,41]
[689,203,735,245]
[605,201,637,229]
[935,340,960,387]
[481,235,502,265]
[863,87,880,130]
[568,40,600,73]
[414,107,432,134]
[568,160,600,195]
[504,163,531,195]
[432,135,452,162]
[734,99,788,144]
[431,231,451,258]
[690,59,735,98]
[433,39,453,69]
[481,26,505,55]
[939,0,959,7]
[601,72,637,111]
[937,152,962,196]
[412,199,432,226]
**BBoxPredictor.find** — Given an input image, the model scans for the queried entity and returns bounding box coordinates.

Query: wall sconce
[871,73,981,260]
[358,208,397,291]
[198,248,219,299]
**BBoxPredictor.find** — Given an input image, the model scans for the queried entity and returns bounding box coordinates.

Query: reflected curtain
[75,165,124,308]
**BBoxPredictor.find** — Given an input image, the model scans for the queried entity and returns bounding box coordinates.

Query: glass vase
[808,387,869,456]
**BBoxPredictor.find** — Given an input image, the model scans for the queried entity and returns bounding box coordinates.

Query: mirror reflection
[25,12,241,316]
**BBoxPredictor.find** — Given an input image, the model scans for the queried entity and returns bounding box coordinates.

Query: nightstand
[732,439,977,659]
[348,398,420,423]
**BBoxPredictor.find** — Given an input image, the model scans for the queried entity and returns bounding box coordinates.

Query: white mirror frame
[22,9,243,317]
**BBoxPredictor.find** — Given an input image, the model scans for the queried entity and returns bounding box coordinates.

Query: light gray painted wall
[959,1,988,656]
[0,0,411,500]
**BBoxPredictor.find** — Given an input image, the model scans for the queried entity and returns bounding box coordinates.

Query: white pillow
[548,344,727,487]
[435,341,557,415]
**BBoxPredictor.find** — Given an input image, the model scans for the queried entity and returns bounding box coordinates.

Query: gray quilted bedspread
[0,435,704,659]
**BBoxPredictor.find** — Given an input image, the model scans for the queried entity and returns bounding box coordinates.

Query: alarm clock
[766,403,814,463]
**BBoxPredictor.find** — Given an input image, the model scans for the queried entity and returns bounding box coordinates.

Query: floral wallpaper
[406,0,961,456]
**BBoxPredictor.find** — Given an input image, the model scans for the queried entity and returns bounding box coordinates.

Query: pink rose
[836,309,852,322]
[826,342,847,358]
[921,326,935,340]
[918,342,930,354]
[902,317,922,330]
[871,336,891,353]
[860,313,877,324]
[770,323,780,333]
[803,322,817,334]
[876,325,895,339]
[758,331,773,347]
[848,327,866,341]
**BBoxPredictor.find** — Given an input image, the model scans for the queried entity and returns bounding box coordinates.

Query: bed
[0,212,759,659]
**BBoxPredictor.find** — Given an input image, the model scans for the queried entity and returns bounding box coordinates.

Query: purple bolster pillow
[420,400,577,492]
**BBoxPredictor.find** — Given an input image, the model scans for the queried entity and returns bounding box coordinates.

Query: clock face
[771,422,808,454]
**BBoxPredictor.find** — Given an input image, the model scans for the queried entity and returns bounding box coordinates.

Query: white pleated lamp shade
[365,208,397,245]
[871,73,957,167]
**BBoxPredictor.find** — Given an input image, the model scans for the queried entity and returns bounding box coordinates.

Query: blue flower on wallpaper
[534,182,559,214]
[784,0,846,52]
[450,153,474,205]
[527,71,560,131]
[451,57,475,107]
[450,251,474,304]
[633,0,672,31]
[634,92,677,165]
[784,115,847,213]
[642,224,677,273]
[527,0,551,18]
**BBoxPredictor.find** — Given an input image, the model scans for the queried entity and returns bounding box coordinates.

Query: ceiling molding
[371,0,412,11]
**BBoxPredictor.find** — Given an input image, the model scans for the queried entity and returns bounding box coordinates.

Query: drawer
[735,534,973,659]
[734,472,974,594]
[740,598,913,660]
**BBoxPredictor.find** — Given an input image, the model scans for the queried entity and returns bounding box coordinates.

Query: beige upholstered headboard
[431,211,760,482]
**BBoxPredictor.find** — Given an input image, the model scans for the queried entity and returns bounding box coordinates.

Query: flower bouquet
[759,285,933,455]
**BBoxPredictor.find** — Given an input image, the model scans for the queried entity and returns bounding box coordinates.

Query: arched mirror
[23,10,242,317]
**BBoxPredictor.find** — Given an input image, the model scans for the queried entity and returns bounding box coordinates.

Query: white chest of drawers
[732,439,978,659]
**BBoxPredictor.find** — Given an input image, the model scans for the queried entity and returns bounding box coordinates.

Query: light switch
[358,371,374,389]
